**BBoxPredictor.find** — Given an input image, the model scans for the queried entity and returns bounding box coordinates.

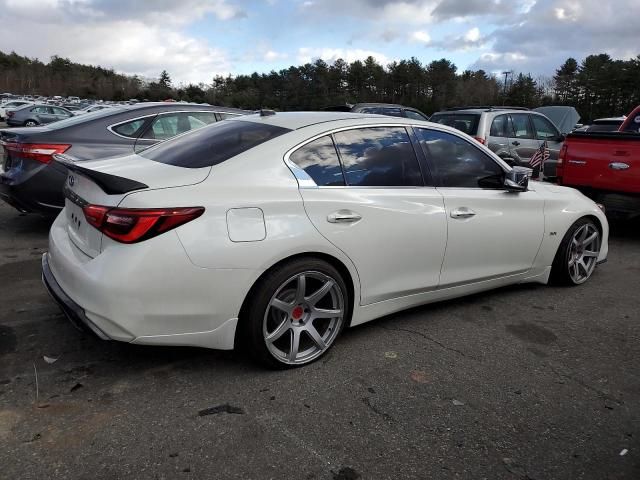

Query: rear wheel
[551,218,601,285]
[241,258,349,368]
[24,120,38,127]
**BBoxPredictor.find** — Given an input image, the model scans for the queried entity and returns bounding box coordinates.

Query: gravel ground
[0,201,639,480]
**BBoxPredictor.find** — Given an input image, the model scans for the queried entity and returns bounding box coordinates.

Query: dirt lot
[0,201,639,479]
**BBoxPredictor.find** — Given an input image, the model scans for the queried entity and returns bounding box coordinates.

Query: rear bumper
[46,213,257,350]
[41,252,110,340]
[0,160,66,214]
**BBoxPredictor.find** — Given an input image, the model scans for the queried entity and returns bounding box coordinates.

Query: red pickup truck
[556,105,640,219]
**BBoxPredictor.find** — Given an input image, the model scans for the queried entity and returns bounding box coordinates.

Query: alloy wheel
[567,223,600,284]
[263,271,344,365]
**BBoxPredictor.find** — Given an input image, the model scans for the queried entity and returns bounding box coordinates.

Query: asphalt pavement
[0,201,639,479]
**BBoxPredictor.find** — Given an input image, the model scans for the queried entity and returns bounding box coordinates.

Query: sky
[0,0,638,85]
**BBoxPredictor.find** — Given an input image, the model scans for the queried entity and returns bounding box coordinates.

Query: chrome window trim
[283,121,508,189]
[106,110,237,140]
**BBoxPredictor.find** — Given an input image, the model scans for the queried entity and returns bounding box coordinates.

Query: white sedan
[44,112,608,368]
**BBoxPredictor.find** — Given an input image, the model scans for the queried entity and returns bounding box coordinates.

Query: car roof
[231,111,390,130]
[435,107,530,114]
[353,102,407,109]
[117,102,250,113]
[230,111,462,134]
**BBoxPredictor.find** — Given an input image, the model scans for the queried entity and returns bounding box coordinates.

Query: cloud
[410,31,431,44]
[264,50,288,62]
[431,0,522,19]
[0,0,244,84]
[430,26,488,51]
[297,47,390,65]
[471,0,640,74]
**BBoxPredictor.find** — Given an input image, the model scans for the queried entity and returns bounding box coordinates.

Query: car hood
[533,106,580,134]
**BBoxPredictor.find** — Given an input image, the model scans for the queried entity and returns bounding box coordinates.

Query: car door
[414,127,545,287]
[52,107,72,122]
[486,114,514,164]
[508,113,538,167]
[53,107,73,120]
[36,106,57,124]
[530,114,563,178]
[288,126,448,305]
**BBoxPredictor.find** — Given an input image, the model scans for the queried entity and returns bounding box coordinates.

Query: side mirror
[505,168,530,192]
[501,156,516,167]
[556,134,566,142]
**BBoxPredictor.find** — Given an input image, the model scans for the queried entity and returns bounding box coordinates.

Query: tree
[554,58,578,103]
[158,70,172,89]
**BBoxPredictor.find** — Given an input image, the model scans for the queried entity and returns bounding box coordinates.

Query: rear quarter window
[140,120,291,168]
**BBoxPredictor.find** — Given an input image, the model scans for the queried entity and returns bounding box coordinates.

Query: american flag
[529,140,550,168]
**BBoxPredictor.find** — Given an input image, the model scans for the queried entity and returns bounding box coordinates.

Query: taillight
[82,206,204,243]
[556,144,568,183]
[6,111,14,118]
[473,136,486,145]
[558,144,568,166]
[4,142,71,164]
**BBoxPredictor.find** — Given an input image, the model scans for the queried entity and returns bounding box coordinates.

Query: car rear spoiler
[53,153,148,195]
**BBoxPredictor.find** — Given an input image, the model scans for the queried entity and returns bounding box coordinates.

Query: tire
[24,120,38,127]
[550,217,601,286]
[240,258,349,369]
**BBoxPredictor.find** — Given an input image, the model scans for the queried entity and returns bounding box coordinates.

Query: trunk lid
[58,153,211,258]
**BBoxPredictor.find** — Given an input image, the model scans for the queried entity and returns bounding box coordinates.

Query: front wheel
[24,120,38,127]
[241,258,349,368]
[550,218,601,285]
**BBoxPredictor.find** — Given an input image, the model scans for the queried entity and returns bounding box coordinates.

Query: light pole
[502,70,512,103]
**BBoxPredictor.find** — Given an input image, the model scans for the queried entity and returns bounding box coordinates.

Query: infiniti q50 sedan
[42,112,608,368]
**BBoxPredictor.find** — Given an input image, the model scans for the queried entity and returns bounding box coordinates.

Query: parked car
[557,105,640,219]
[0,100,33,120]
[6,104,74,127]
[0,103,248,214]
[73,105,113,115]
[583,116,627,133]
[42,111,608,368]
[323,103,430,121]
[429,107,568,178]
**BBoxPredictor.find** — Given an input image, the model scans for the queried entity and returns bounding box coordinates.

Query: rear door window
[489,114,513,137]
[333,127,423,187]
[428,113,480,136]
[289,135,345,186]
[142,114,180,140]
[217,112,242,120]
[140,120,291,168]
[509,113,534,139]
[188,112,218,127]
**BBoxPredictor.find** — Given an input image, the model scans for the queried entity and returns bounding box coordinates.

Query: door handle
[327,210,362,223]
[450,207,476,219]
[609,162,630,170]
[511,141,520,146]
